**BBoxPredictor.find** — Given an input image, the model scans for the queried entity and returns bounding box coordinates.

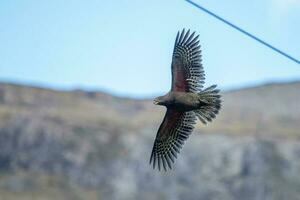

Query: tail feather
[194,85,221,124]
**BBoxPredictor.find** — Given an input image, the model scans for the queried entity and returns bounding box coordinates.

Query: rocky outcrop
[0,81,299,200]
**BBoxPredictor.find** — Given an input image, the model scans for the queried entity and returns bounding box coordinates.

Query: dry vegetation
[0,81,299,200]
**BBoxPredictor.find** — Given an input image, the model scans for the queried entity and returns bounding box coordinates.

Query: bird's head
[153,96,164,106]
[154,94,172,106]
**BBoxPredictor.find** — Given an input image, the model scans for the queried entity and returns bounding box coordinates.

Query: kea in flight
[150,29,222,171]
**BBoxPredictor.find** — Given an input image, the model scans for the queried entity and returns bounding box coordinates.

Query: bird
[150,29,222,171]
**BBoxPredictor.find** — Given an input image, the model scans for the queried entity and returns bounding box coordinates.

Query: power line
[185,0,300,65]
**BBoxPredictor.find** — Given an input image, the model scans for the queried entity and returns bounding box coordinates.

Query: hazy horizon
[0,0,299,98]
[0,77,299,99]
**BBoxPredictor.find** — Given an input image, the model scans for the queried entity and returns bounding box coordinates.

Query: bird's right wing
[171,29,205,93]
[150,109,196,171]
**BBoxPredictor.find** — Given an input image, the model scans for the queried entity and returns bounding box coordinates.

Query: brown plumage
[150,29,222,171]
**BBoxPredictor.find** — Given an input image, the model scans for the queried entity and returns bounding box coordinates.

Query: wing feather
[149,110,196,171]
[171,29,204,92]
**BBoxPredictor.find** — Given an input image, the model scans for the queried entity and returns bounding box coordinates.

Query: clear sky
[0,0,299,97]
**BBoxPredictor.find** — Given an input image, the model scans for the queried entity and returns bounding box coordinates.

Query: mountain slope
[0,81,300,200]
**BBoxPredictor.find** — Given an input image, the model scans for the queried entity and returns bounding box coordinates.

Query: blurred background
[0,0,300,199]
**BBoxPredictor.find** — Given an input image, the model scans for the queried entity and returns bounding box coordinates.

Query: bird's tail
[194,85,221,124]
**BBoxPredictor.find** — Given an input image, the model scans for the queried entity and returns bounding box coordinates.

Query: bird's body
[155,92,204,112]
[150,29,222,171]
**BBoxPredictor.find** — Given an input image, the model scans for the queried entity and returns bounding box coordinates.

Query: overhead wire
[185,0,300,65]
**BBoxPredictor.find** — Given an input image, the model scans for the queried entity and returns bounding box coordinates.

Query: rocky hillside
[0,81,299,200]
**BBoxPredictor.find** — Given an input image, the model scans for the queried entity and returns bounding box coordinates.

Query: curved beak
[153,100,159,105]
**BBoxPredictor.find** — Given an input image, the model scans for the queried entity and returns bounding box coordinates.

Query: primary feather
[171,29,205,92]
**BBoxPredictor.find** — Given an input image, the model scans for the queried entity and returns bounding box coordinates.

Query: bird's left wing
[150,109,196,171]
[171,29,205,92]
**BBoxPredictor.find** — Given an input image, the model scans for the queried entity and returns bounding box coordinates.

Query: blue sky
[0,0,299,97]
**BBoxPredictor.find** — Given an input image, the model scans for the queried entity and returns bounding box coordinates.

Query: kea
[150,29,222,171]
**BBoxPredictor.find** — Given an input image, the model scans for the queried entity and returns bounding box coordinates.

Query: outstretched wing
[150,110,196,171]
[171,29,205,92]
